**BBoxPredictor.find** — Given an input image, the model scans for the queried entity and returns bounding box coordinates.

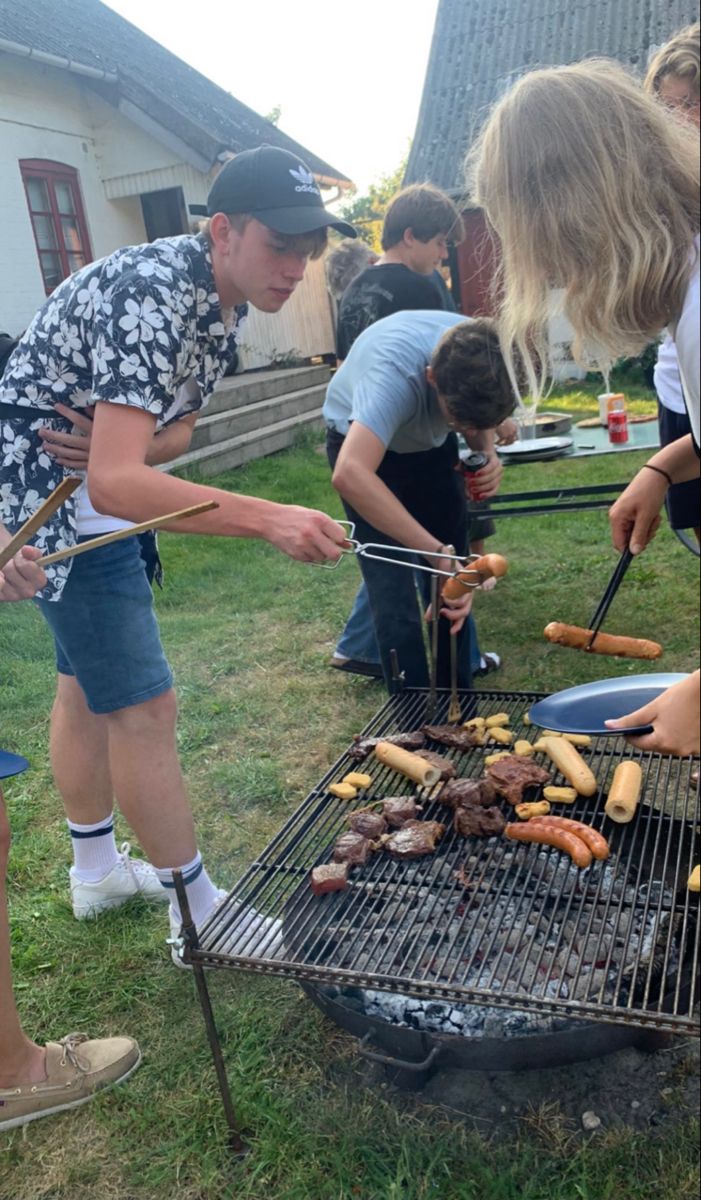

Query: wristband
[642,463,673,488]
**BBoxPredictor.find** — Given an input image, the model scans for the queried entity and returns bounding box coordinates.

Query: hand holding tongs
[585,547,634,650]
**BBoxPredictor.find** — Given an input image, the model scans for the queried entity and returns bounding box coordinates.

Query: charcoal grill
[173,686,699,1152]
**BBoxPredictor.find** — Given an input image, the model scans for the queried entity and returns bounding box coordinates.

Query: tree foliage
[338,156,408,252]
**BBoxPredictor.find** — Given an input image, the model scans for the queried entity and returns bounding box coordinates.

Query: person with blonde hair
[468,57,700,756]
[644,23,700,545]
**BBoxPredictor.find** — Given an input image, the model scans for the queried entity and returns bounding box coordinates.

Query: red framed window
[20,160,93,294]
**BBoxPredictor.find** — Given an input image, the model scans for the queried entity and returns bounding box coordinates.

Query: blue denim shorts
[36,536,173,714]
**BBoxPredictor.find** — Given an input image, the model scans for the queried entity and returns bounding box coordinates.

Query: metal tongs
[585,547,634,650]
[323,522,484,586]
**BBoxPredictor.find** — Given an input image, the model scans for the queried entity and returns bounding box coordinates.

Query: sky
[102,0,442,195]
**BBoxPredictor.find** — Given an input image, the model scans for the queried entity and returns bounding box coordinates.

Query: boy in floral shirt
[0,147,354,992]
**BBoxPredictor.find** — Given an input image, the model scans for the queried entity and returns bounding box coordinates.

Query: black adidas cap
[190,145,357,238]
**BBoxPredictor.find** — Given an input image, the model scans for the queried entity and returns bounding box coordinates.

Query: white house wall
[0,53,336,362]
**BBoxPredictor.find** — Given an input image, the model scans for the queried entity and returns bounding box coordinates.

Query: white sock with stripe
[67,813,120,882]
[154,852,220,926]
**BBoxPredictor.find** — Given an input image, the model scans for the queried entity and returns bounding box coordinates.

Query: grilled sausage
[504,821,593,868]
[604,761,643,824]
[543,622,662,660]
[529,815,610,860]
[442,553,509,600]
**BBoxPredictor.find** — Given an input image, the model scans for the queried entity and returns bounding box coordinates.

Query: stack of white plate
[497,436,573,463]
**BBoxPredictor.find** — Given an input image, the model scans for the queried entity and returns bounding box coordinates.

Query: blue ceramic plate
[0,750,29,779]
[527,673,688,736]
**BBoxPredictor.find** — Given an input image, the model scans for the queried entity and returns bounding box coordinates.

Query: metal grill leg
[173,870,250,1158]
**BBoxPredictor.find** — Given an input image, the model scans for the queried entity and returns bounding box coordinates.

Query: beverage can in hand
[459,451,489,499]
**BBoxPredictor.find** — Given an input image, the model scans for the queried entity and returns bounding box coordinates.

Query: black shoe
[330,656,383,679]
[474,652,502,677]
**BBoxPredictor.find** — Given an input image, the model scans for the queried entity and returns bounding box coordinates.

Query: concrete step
[165,407,325,477]
[190,383,326,450]
[206,364,331,416]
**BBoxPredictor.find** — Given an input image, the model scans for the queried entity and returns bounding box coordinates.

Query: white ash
[324,849,676,1040]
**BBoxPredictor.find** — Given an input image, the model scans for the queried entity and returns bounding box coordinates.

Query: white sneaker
[168,889,283,967]
[70,842,168,920]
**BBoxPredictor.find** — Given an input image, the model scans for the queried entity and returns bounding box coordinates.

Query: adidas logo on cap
[289,165,320,196]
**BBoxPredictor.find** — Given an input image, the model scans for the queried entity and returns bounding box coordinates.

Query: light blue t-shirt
[323,309,469,453]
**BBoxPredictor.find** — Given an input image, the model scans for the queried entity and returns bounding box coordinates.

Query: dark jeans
[327,428,472,693]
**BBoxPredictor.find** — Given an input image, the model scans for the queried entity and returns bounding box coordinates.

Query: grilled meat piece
[383,819,445,859]
[414,749,456,780]
[382,796,423,827]
[332,831,373,867]
[349,731,426,761]
[347,808,387,839]
[437,776,497,809]
[310,862,349,895]
[453,804,506,838]
[486,756,551,806]
[422,724,481,751]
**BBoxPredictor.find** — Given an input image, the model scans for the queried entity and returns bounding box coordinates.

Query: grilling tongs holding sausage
[323,521,509,600]
[544,546,663,661]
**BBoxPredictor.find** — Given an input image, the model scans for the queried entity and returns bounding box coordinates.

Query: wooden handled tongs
[0,477,218,571]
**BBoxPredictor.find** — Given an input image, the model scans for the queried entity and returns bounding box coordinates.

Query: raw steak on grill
[486,756,551,806]
[414,749,456,780]
[348,808,387,838]
[382,819,445,859]
[422,724,482,751]
[349,731,426,761]
[310,862,349,895]
[437,776,497,809]
[382,796,423,827]
[453,804,506,838]
[332,831,373,866]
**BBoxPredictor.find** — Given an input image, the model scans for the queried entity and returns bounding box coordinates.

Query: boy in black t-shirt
[335,184,463,360]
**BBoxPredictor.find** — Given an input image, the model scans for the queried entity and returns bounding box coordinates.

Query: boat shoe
[0,1033,141,1131]
[70,842,169,919]
[168,890,283,967]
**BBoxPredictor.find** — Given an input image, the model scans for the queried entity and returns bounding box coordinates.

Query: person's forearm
[647,434,700,485]
[146,417,197,466]
[464,429,496,455]
[332,465,444,557]
[87,461,284,540]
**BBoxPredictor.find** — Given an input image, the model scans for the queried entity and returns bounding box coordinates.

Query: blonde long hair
[467,58,700,400]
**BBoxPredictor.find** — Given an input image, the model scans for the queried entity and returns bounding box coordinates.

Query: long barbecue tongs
[585,547,634,649]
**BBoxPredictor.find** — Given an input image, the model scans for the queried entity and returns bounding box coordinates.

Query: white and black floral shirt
[0,234,245,600]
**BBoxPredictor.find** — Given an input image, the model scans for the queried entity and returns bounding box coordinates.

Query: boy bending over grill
[324,310,515,691]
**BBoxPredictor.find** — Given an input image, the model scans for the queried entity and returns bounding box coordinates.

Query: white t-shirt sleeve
[673,258,700,447]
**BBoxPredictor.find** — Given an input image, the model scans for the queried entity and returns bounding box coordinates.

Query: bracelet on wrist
[642,463,673,488]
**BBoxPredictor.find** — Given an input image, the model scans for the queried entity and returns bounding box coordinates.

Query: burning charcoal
[438,777,498,809]
[382,796,423,827]
[332,831,373,867]
[382,819,445,859]
[486,755,551,805]
[453,805,506,838]
[349,731,425,761]
[422,724,482,751]
[347,807,387,839]
[414,750,456,780]
[310,862,349,895]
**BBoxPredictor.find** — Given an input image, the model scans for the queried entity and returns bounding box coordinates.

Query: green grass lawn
[0,382,699,1200]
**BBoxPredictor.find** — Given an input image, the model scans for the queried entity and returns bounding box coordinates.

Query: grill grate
[192,688,700,1036]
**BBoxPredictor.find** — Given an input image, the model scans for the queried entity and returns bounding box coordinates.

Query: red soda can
[607,409,629,444]
[459,451,489,499]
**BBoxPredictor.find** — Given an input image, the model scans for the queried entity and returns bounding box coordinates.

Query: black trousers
[327,428,472,692]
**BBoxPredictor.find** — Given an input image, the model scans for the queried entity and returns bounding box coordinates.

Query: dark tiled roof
[0,0,351,184]
[406,0,700,194]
